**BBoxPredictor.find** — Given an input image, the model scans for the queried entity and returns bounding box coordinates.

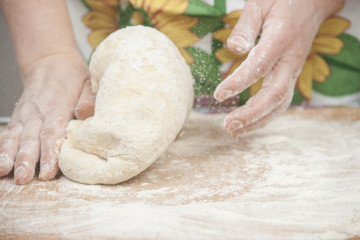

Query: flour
[1,110,360,239]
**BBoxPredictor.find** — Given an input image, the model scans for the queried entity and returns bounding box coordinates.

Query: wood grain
[1,107,360,240]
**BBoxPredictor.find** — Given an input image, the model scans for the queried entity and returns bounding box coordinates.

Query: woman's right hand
[213,0,344,137]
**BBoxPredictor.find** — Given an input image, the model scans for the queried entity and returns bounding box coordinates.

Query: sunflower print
[297,16,350,99]
[82,0,120,48]
[82,0,200,64]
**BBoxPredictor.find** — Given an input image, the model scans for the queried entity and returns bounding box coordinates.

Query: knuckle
[43,114,68,131]
[254,61,267,78]
[2,134,19,147]
[18,103,41,119]
[15,152,29,164]
[20,135,37,146]
[17,143,39,162]
[40,116,68,146]
[270,86,288,105]
[6,122,23,133]
[40,127,56,141]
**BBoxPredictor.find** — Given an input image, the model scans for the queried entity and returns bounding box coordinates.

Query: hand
[0,53,94,184]
[213,0,344,137]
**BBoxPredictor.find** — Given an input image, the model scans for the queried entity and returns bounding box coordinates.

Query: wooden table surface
[1,108,360,240]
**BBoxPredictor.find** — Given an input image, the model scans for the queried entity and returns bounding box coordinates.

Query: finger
[38,114,69,181]
[75,79,95,120]
[227,0,269,54]
[214,21,292,103]
[14,118,42,184]
[223,60,297,135]
[0,124,23,177]
[230,85,294,137]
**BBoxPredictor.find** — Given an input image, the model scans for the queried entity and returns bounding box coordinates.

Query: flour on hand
[58,26,194,184]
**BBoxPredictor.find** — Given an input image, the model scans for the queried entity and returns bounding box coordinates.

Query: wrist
[21,51,86,87]
[20,48,82,77]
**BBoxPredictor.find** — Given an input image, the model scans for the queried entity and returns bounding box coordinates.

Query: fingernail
[215,89,235,102]
[14,166,27,184]
[227,120,244,131]
[228,36,253,53]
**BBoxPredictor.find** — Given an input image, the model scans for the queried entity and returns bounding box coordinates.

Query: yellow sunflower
[213,10,246,78]
[213,10,350,99]
[83,0,199,64]
[82,0,121,48]
[297,16,350,99]
[129,0,200,64]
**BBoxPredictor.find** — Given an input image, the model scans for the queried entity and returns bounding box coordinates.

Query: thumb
[75,79,95,120]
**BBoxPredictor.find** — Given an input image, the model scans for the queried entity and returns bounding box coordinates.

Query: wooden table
[1,108,360,240]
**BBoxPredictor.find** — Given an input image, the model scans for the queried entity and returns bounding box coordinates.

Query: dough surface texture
[59,26,194,184]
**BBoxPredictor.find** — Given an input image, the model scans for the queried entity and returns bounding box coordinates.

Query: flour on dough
[59,26,194,184]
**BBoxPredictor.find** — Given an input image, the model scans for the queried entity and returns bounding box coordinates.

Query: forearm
[0,0,78,76]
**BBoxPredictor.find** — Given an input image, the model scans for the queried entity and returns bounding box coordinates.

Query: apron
[67,0,360,112]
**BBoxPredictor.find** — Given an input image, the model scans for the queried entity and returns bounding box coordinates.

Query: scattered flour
[1,109,360,239]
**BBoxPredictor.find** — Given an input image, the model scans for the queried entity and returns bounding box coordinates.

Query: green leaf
[291,88,304,105]
[191,16,224,38]
[118,4,153,28]
[212,38,223,56]
[87,50,95,65]
[135,8,153,27]
[321,33,360,71]
[313,63,360,96]
[188,47,222,95]
[118,4,134,28]
[81,0,91,10]
[185,0,223,17]
[214,0,226,14]
[238,88,249,106]
[313,33,360,96]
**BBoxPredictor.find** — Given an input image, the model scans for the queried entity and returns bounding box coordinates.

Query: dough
[58,26,194,184]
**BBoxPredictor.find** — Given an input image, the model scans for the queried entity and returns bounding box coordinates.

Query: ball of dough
[58,26,194,184]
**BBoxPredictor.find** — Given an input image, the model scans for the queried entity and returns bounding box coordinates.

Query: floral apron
[70,0,360,112]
